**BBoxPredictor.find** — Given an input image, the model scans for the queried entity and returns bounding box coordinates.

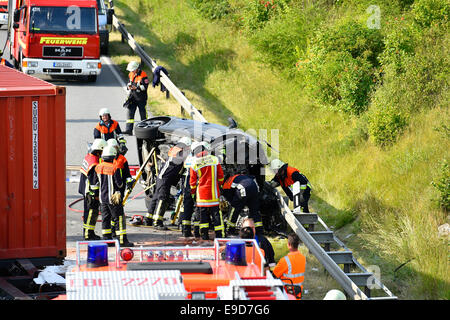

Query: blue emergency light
[225,240,247,266]
[87,243,108,268]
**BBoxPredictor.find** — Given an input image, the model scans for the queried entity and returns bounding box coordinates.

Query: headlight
[87,62,98,69]
[28,61,38,68]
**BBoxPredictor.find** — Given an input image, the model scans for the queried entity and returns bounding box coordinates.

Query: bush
[243,0,291,31]
[310,20,384,67]
[189,0,231,20]
[432,159,450,212]
[378,18,419,73]
[301,50,376,115]
[412,0,450,27]
[367,102,408,147]
[297,20,383,114]
[249,11,309,72]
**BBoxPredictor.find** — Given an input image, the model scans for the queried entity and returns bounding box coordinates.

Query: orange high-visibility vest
[273,251,306,287]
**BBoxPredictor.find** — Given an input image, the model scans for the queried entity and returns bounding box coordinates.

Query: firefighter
[94,108,127,146]
[270,159,312,213]
[78,138,107,240]
[222,174,264,236]
[144,137,192,230]
[189,142,225,240]
[180,141,203,238]
[123,61,150,135]
[106,138,135,238]
[273,232,306,299]
[95,145,134,247]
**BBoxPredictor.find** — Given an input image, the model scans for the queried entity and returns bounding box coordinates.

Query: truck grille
[43,46,83,58]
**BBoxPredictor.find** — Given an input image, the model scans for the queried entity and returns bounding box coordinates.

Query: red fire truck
[7,0,102,81]
[0,1,7,27]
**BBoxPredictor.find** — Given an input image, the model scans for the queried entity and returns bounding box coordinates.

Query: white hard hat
[91,139,107,152]
[101,145,117,158]
[107,138,119,149]
[323,289,346,300]
[178,136,192,147]
[99,108,111,117]
[126,61,140,72]
[270,159,285,171]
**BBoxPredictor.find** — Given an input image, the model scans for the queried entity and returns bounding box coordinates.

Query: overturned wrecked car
[134,115,287,235]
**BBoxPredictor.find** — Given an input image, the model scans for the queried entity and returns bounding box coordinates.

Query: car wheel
[135,118,169,140]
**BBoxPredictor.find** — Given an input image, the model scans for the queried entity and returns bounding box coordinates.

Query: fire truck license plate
[53,62,72,67]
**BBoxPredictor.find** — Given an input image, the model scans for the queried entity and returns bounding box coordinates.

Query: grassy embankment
[108,0,449,299]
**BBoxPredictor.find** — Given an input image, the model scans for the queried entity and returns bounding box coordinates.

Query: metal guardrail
[109,10,397,300]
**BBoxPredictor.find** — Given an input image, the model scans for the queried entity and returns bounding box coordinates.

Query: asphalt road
[0,29,184,257]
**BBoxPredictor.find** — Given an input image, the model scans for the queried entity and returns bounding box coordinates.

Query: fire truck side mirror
[107,8,114,25]
[13,9,20,23]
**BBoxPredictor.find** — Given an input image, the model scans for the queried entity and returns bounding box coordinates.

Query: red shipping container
[0,65,66,260]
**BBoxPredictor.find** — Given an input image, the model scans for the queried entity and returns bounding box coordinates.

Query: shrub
[189,0,231,20]
[310,20,384,67]
[412,0,450,27]
[249,11,309,72]
[432,159,450,212]
[367,100,408,147]
[378,18,419,73]
[297,20,383,114]
[301,51,376,115]
[243,0,291,31]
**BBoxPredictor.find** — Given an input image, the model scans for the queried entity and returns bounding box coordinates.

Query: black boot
[85,230,101,241]
[201,229,210,241]
[120,235,134,247]
[144,217,153,226]
[194,226,200,238]
[182,225,193,238]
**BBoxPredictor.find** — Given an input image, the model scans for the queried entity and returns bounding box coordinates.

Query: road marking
[101,55,128,93]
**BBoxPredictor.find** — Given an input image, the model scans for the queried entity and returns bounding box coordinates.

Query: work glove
[126,178,136,190]
[110,191,122,205]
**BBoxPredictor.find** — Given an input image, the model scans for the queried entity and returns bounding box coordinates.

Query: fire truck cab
[8,0,102,81]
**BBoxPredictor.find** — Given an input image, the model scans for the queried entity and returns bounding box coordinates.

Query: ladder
[275,192,397,300]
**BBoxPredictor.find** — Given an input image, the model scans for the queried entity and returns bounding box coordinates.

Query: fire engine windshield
[30,6,97,34]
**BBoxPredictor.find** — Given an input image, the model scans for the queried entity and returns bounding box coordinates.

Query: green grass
[109,0,450,299]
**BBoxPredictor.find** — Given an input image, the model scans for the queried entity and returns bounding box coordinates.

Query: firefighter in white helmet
[269,159,312,213]
[94,108,126,146]
[94,145,134,247]
[78,138,107,240]
[123,61,150,135]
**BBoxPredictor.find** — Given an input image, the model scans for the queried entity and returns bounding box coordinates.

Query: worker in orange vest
[106,138,135,238]
[189,142,225,240]
[94,145,133,247]
[273,232,306,299]
[78,138,107,240]
[123,61,149,135]
[270,159,312,213]
[94,108,126,143]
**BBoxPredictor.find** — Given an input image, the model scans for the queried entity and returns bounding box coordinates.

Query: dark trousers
[227,185,263,234]
[293,187,311,213]
[180,173,198,236]
[100,202,127,243]
[198,206,225,240]
[125,99,147,132]
[145,178,171,225]
[83,194,99,239]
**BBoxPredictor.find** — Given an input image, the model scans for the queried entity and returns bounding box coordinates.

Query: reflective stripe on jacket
[189,154,224,207]
[273,251,306,286]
